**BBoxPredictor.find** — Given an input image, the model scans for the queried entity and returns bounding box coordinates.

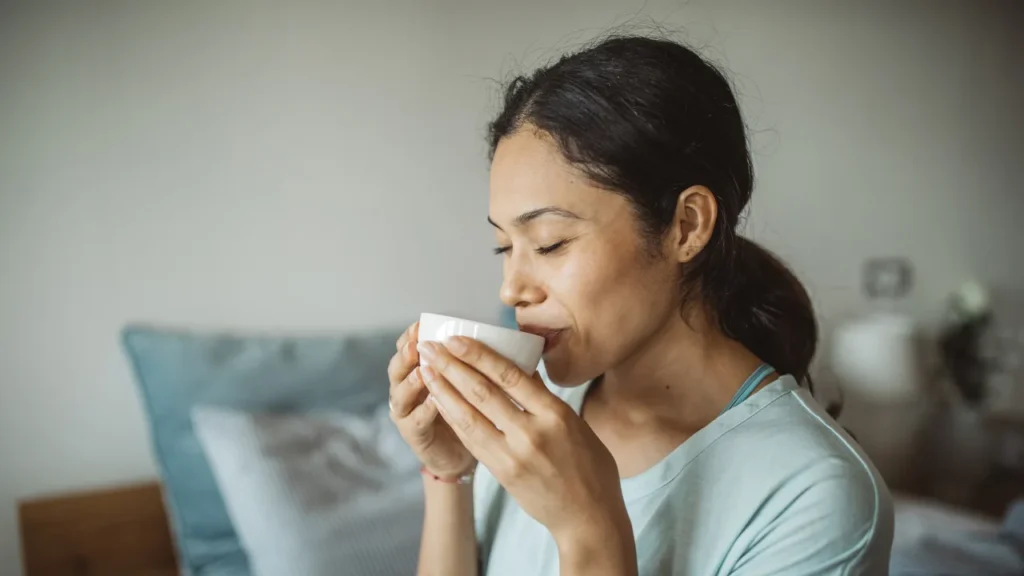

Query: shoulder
[728,460,894,575]
[725,380,893,529]
[716,382,895,574]
[712,379,882,477]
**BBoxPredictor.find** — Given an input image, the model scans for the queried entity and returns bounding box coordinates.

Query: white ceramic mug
[418,312,544,375]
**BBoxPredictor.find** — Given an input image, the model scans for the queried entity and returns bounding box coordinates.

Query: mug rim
[419,312,541,343]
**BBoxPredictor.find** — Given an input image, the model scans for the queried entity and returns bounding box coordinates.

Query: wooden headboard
[18,481,179,576]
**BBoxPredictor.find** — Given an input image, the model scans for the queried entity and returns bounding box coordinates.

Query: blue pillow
[122,325,401,575]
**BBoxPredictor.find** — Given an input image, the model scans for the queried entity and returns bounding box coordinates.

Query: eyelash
[493,239,571,256]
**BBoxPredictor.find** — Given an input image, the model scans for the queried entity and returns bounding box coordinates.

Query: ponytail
[714,238,817,382]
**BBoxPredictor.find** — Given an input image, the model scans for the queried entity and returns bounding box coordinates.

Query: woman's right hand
[388,321,476,480]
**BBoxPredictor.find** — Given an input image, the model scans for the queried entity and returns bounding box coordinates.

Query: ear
[670,185,718,263]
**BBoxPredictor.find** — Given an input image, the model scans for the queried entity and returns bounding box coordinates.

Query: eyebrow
[487,206,583,230]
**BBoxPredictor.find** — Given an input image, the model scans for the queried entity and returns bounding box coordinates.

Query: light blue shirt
[473,372,894,575]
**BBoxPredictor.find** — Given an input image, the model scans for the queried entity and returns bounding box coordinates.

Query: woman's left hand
[416,337,632,549]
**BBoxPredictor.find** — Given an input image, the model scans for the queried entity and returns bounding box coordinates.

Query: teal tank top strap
[721,363,775,414]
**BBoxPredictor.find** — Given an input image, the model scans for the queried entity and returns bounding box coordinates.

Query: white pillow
[891,494,999,550]
[192,404,424,576]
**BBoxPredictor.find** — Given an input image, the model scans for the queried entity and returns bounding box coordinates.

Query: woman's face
[489,129,681,385]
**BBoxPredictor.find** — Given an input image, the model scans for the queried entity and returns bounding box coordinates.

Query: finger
[402,394,440,439]
[420,364,505,461]
[387,342,419,385]
[396,320,420,352]
[418,341,525,430]
[390,367,429,418]
[441,336,557,414]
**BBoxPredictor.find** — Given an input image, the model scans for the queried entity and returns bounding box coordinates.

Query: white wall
[1,1,1020,572]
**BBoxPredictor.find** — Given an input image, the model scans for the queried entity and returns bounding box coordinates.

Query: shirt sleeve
[727,460,893,576]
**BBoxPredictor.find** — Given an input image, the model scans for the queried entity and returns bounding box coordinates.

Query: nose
[499,256,545,309]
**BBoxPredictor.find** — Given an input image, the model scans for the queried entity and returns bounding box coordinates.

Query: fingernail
[409,367,422,385]
[444,336,468,354]
[416,341,437,360]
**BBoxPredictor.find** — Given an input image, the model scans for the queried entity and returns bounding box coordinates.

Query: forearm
[417,477,478,576]
[556,515,637,576]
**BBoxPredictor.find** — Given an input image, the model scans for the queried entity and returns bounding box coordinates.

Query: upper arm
[728,461,893,576]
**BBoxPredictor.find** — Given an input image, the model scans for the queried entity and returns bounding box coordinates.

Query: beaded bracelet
[421,466,474,485]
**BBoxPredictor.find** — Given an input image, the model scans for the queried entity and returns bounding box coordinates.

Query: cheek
[557,240,677,345]
[543,252,676,384]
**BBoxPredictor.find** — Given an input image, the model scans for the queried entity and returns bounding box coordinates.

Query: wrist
[555,512,636,576]
[421,465,475,485]
[422,470,474,511]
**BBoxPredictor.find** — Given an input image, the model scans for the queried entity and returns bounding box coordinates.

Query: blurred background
[1,1,1022,575]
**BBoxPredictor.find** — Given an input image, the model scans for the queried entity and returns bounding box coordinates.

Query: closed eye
[536,239,569,255]
[493,238,574,257]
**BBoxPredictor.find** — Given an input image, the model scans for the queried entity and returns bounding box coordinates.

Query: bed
[19,479,1022,576]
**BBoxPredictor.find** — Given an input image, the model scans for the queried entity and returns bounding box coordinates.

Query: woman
[387,36,893,575]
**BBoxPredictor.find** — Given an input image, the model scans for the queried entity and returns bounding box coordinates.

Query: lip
[517,324,567,353]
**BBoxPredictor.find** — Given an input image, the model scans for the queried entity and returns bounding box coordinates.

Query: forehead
[488,129,614,224]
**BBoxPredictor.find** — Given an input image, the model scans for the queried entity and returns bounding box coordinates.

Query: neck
[595,308,768,428]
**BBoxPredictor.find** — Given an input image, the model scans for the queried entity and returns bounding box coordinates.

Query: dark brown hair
[488,36,818,382]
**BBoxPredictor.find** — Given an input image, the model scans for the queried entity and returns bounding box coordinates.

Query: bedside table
[18,481,179,576]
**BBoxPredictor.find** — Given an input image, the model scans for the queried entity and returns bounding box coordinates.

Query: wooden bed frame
[18,481,179,576]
